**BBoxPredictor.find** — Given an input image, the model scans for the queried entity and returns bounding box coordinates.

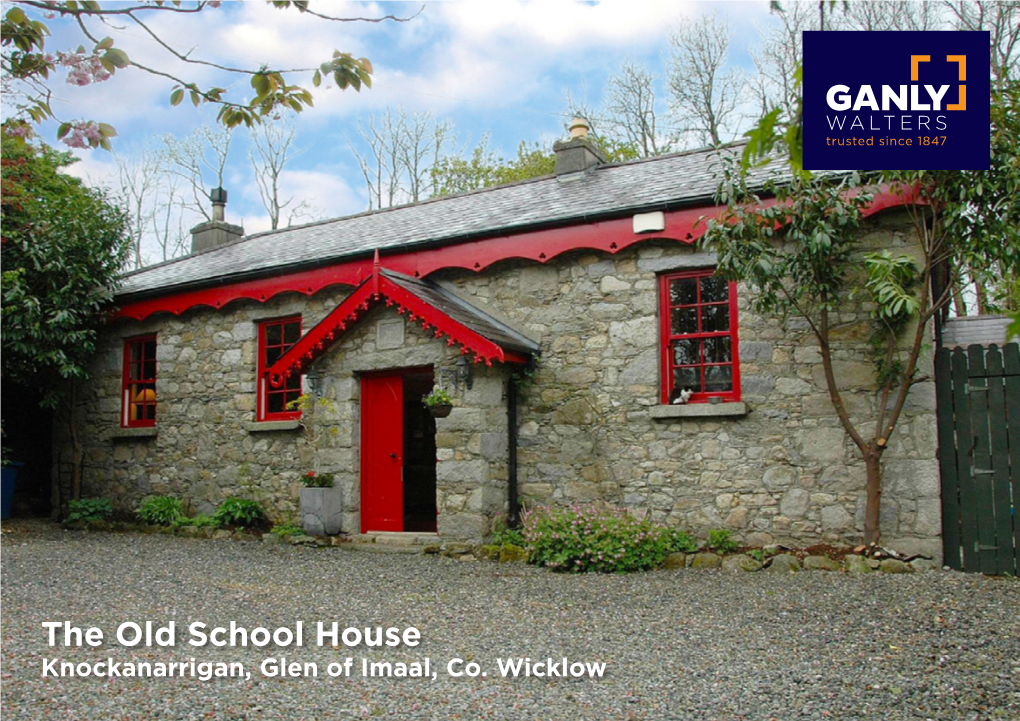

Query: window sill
[111,427,158,439]
[649,402,748,419]
[244,420,302,433]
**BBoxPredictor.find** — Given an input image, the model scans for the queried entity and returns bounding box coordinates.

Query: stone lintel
[110,427,158,440]
[649,402,749,420]
[244,420,302,433]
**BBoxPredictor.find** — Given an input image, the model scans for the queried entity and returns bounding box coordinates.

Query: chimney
[553,117,606,175]
[190,187,244,254]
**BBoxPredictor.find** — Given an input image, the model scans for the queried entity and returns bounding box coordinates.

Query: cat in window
[669,387,693,405]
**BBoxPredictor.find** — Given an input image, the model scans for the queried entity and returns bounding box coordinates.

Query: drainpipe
[507,377,519,527]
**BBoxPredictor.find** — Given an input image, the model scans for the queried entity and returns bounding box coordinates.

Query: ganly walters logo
[803,31,990,170]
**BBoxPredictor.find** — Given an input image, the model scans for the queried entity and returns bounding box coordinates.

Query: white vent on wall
[633,211,665,234]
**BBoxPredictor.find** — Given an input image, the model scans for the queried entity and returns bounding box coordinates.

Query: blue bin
[1,462,23,520]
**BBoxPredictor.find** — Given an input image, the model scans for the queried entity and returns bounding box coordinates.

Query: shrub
[301,471,335,488]
[136,496,184,526]
[666,528,698,554]
[706,528,739,554]
[522,504,693,573]
[175,514,218,528]
[65,498,113,523]
[270,523,304,539]
[213,497,267,529]
[489,514,525,548]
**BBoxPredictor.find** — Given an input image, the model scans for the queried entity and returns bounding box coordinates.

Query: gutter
[507,377,520,527]
[112,194,723,305]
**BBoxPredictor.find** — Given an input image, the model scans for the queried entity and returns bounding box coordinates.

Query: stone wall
[55,208,940,558]
[55,290,510,538]
[432,208,939,559]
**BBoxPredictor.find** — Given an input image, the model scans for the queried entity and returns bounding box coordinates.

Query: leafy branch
[2,1,418,146]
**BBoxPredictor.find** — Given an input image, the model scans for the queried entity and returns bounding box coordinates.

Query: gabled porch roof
[266,256,538,388]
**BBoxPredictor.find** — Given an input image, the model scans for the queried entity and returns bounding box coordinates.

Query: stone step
[343,543,423,554]
[345,532,439,552]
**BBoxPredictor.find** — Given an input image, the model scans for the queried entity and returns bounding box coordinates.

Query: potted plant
[300,471,342,536]
[422,387,454,418]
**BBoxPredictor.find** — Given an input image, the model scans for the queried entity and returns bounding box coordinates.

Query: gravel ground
[1,521,1018,721]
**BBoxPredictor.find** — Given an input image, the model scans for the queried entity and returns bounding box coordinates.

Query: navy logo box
[803,31,990,170]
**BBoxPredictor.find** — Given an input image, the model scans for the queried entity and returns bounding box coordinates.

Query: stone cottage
[56,126,941,560]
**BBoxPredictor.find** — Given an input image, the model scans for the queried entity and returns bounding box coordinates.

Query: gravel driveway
[2,521,1018,721]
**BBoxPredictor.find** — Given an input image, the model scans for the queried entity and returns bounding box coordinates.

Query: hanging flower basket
[428,403,453,418]
[423,388,454,418]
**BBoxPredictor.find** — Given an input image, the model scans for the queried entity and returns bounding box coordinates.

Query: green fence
[935,343,1019,575]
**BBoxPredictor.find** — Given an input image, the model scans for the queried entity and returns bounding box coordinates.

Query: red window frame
[257,316,302,421]
[122,335,157,428]
[659,270,740,404]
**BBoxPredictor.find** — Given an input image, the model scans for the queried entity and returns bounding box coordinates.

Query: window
[122,335,157,427]
[659,270,740,404]
[257,316,302,421]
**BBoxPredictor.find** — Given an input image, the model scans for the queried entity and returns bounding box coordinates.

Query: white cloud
[20,0,777,244]
[438,0,691,49]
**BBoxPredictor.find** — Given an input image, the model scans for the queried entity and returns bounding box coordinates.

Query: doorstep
[345,532,439,553]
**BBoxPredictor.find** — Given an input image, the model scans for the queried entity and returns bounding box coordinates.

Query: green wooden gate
[935,343,1019,574]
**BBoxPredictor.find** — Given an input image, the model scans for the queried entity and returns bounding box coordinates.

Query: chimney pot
[190,186,243,253]
[553,120,606,176]
[568,117,590,139]
[210,186,227,222]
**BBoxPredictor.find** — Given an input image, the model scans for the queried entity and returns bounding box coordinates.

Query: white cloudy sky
[8,0,781,253]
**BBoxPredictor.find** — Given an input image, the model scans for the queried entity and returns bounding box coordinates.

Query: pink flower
[57,50,114,87]
[60,121,102,149]
[4,124,32,139]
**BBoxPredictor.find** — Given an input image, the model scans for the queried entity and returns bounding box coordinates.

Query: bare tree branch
[604,60,671,157]
[667,13,744,147]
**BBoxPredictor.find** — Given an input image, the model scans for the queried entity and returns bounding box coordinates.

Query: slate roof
[380,269,541,356]
[117,142,787,299]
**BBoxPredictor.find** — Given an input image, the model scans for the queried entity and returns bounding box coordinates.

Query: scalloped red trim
[266,265,528,387]
[112,191,913,323]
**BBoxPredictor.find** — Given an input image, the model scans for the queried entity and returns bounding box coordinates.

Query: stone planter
[300,486,343,536]
[427,403,453,419]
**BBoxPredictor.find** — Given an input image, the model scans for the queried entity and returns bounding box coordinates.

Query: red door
[361,373,404,532]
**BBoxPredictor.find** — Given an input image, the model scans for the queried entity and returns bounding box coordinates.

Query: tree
[945,0,1020,93]
[249,120,312,230]
[838,0,939,32]
[1,132,130,499]
[398,110,455,203]
[429,133,502,197]
[709,3,1020,545]
[666,13,744,146]
[160,124,233,222]
[749,1,815,126]
[346,108,457,210]
[431,138,556,197]
[604,60,671,157]
[347,109,407,211]
[111,143,191,269]
[1,1,413,148]
[112,143,167,270]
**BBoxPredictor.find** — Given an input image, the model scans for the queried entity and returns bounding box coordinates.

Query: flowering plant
[301,471,335,488]
[422,388,453,407]
[522,504,695,573]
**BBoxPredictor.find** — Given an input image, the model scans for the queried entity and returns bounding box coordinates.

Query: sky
[8,0,782,260]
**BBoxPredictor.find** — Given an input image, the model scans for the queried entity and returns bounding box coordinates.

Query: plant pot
[1,462,23,521]
[300,485,342,536]
[428,403,453,419]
